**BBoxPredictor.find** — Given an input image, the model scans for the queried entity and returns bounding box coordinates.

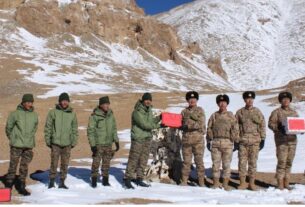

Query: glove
[259,139,265,151]
[278,123,286,135]
[115,142,120,152]
[180,125,188,131]
[233,142,239,152]
[207,142,211,152]
[91,146,97,154]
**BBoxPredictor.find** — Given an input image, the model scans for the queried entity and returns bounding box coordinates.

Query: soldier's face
[281,98,290,107]
[60,100,69,109]
[245,98,254,107]
[22,102,33,110]
[188,98,197,107]
[100,103,110,112]
[143,100,152,107]
[218,101,227,111]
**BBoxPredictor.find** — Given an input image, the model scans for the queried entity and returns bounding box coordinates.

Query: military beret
[243,91,256,99]
[99,96,110,105]
[278,91,292,102]
[186,91,199,101]
[216,94,230,105]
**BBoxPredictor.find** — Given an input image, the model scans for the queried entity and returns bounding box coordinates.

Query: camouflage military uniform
[49,145,71,180]
[268,107,298,180]
[181,106,206,185]
[207,111,239,179]
[91,146,114,178]
[235,107,266,179]
[6,147,33,183]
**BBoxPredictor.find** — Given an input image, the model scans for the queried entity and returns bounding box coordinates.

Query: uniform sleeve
[235,110,242,137]
[230,113,239,143]
[206,114,214,142]
[258,110,266,139]
[133,110,159,131]
[87,115,97,147]
[71,113,79,147]
[44,111,53,146]
[184,108,206,133]
[268,110,279,132]
[33,114,39,135]
[5,112,15,140]
[112,116,119,143]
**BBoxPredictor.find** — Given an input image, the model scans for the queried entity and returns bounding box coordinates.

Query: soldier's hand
[207,142,211,152]
[115,142,120,152]
[47,144,52,149]
[259,139,265,151]
[278,123,287,135]
[179,125,188,131]
[91,146,97,154]
[233,142,239,152]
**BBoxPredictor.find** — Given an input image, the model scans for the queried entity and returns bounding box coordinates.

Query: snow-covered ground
[19,93,305,204]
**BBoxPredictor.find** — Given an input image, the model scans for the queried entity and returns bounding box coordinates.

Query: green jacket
[6,104,38,149]
[87,107,118,147]
[44,104,78,147]
[131,100,160,142]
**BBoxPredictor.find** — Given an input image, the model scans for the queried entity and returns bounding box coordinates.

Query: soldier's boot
[198,177,205,187]
[223,178,230,191]
[135,178,150,187]
[58,179,69,189]
[48,178,55,189]
[179,176,188,186]
[4,180,14,189]
[91,177,97,188]
[102,176,110,186]
[249,177,257,191]
[238,176,248,190]
[19,182,31,196]
[284,178,292,190]
[124,179,134,189]
[277,178,284,190]
[212,178,221,189]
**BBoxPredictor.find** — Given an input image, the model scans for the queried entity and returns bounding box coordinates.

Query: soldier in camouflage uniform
[180,91,206,187]
[235,91,266,190]
[45,93,79,189]
[124,93,161,189]
[268,92,299,190]
[5,94,38,196]
[206,94,239,191]
[87,96,119,188]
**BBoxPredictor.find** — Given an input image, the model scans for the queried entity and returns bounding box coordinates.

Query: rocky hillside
[0,0,233,98]
[158,0,305,90]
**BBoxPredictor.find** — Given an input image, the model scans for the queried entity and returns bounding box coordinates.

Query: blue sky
[135,0,194,15]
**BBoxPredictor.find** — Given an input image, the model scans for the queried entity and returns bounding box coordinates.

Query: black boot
[4,180,13,189]
[124,179,134,189]
[91,177,97,188]
[102,176,110,186]
[58,179,68,189]
[48,178,55,189]
[19,182,31,196]
[135,178,150,187]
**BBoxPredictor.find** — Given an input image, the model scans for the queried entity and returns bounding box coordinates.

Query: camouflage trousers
[276,143,296,179]
[211,147,232,179]
[238,144,260,178]
[6,147,33,183]
[124,140,151,179]
[49,144,71,180]
[91,145,114,178]
[181,142,205,181]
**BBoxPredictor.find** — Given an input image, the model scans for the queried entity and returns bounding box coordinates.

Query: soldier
[180,91,206,187]
[235,91,266,190]
[87,96,120,188]
[268,92,298,190]
[5,94,38,196]
[206,94,239,191]
[124,93,161,189]
[45,92,79,189]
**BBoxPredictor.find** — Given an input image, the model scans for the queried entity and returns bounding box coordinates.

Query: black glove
[278,123,286,135]
[115,142,120,152]
[180,125,188,131]
[259,139,265,151]
[91,146,97,154]
[207,142,211,152]
[233,142,239,152]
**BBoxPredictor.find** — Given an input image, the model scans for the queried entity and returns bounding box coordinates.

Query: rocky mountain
[158,0,305,90]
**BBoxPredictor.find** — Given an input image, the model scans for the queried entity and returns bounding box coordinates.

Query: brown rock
[0,0,25,9]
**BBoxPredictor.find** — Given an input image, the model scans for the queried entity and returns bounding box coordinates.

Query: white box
[282,117,305,135]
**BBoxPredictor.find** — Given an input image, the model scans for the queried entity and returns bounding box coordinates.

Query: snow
[158,0,305,90]
[19,93,305,204]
